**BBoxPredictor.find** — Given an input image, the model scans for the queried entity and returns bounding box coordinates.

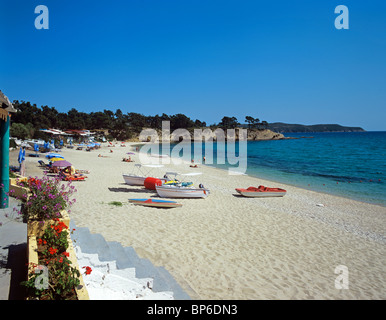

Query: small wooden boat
[155,184,209,198]
[155,172,209,198]
[122,174,146,186]
[123,164,164,186]
[129,198,182,208]
[235,185,287,197]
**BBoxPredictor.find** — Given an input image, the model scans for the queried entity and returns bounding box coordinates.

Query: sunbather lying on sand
[59,169,87,181]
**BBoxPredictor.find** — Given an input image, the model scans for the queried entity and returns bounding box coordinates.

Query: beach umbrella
[34,143,39,152]
[45,153,64,159]
[127,152,135,155]
[49,157,64,162]
[52,160,72,167]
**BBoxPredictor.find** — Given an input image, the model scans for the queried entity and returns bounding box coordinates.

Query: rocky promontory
[135,128,285,142]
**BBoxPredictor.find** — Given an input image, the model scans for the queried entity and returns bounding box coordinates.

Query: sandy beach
[11,144,386,300]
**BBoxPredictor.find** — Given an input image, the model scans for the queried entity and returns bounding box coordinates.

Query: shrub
[21,176,77,221]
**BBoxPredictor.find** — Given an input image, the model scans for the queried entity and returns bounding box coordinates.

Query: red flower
[48,247,58,255]
[38,238,47,245]
[83,266,92,275]
[63,252,69,257]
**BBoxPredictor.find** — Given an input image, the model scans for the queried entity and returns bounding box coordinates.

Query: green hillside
[267,122,365,133]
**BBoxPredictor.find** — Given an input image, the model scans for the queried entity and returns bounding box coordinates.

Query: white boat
[155,184,209,198]
[122,174,147,186]
[122,164,164,186]
[155,172,209,198]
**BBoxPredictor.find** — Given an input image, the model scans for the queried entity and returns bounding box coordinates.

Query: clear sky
[1,0,385,130]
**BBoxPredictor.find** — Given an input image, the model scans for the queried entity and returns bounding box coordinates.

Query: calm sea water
[155,131,386,206]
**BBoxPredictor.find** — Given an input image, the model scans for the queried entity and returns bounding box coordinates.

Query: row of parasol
[45,153,72,167]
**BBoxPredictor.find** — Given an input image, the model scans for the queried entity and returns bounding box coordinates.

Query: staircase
[69,221,191,300]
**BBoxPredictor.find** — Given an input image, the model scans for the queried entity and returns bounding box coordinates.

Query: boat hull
[129,198,182,208]
[236,191,286,197]
[122,174,146,186]
[156,185,209,198]
[235,186,287,198]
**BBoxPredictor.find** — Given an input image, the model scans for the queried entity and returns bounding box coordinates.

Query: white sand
[17,144,386,299]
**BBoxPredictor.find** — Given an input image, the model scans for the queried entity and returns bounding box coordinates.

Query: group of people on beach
[122,156,134,162]
[189,157,206,168]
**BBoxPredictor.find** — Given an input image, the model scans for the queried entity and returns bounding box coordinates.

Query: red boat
[235,185,287,197]
[129,198,182,208]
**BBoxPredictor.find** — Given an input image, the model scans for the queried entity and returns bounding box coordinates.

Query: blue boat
[129,198,182,208]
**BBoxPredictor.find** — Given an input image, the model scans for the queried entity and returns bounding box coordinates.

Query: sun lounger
[76,169,90,174]
[38,160,51,168]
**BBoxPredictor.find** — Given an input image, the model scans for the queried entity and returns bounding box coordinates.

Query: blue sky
[1,0,385,130]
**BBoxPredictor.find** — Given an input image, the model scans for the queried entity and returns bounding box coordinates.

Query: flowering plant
[21,176,77,221]
[22,219,91,300]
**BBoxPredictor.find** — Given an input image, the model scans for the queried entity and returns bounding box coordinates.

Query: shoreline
[136,147,386,244]
[132,141,386,208]
[218,169,385,208]
[10,144,386,299]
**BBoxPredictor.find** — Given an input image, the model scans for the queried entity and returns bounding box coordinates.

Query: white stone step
[74,245,175,299]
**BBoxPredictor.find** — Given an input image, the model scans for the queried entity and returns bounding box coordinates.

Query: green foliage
[10,122,30,139]
[21,176,76,221]
[218,116,240,129]
[108,201,123,206]
[10,99,270,142]
[245,116,260,129]
[21,220,81,300]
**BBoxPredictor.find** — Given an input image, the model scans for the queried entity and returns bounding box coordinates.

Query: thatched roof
[0,90,16,112]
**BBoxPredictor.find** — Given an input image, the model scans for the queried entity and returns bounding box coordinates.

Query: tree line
[9,100,268,140]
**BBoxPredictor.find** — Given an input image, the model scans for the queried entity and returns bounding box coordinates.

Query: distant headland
[267,122,365,133]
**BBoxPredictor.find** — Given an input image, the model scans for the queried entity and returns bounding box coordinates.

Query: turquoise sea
[152,131,386,206]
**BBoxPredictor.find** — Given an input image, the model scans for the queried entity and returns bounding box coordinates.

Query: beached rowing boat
[122,164,164,186]
[235,185,287,197]
[155,171,209,198]
[129,198,182,208]
[155,184,209,198]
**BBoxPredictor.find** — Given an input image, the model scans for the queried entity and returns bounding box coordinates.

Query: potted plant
[21,176,77,237]
[22,219,90,300]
